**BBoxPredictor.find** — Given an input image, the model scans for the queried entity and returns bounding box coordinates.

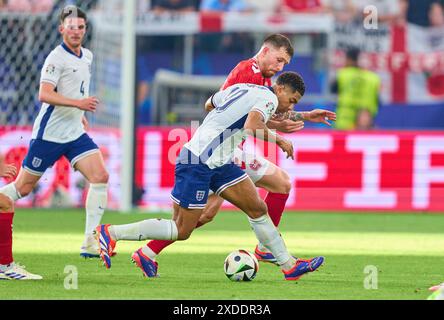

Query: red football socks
[0,212,14,265]
[264,193,289,227]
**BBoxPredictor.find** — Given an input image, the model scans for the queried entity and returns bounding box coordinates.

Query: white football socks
[248,215,294,269]
[257,242,269,253]
[0,183,21,201]
[85,183,107,237]
[110,219,178,241]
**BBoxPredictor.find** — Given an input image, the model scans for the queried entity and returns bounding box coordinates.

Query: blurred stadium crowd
[1,0,444,128]
[0,0,442,27]
[1,0,443,210]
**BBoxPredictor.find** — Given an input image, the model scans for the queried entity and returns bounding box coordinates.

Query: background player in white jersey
[0,6,109,279]
[96,72,325,281]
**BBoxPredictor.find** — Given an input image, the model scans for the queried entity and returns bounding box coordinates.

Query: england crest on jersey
[196,190,206,201]
[32,157,42,168]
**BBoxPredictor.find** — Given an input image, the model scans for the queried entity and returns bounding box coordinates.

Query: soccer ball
[224,249,259,281]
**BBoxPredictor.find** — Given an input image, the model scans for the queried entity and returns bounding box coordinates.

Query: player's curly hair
[263,34,294,57]
[59,5,87,24]
[276,71,305,96]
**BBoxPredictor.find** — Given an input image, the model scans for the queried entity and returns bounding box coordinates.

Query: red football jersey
[221,58,272,90]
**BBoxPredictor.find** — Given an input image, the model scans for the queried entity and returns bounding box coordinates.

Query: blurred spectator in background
[354,0,403,24]
[137,54,153,124]
[5,0,53,13]
[332,48,380,130]
[321,0,357,22]
[279,0,323,13]
[244,0,279,12]
[429,1,444,26]
[199,0,252,53]
[5,0,32,11]
[200,0,251,12]
[152,0,196,13]
[407,0,440,27]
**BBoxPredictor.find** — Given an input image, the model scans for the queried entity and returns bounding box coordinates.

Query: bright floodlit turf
[1,209,443,300]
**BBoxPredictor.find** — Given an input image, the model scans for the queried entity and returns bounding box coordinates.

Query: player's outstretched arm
[244,111,294,159]
[288,109,336,126]
[267,117,304,133]
[39,82,99,112]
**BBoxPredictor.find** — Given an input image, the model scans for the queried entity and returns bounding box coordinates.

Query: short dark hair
[59,5,87,24]
[346,47,360,62]
[276,71,305,96]
[263,34,294,58]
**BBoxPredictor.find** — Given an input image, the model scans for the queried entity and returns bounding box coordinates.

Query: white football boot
[0,262,42,280]
[80,234,100,258]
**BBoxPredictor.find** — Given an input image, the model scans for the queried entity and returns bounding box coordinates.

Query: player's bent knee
[198,214,213,226]
[247,199,268,219]
[278,169,292,194]
[282,178,291,194]
[89,171,109,184]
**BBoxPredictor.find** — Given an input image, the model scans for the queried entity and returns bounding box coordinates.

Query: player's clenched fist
[76,97,99,112]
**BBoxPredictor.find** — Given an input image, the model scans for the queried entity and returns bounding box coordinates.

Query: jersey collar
[61,42,83,59]
[267,86,275,93]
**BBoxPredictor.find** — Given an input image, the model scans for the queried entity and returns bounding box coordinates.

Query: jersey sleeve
[250,93,278,123]
[210,90,225,108]
[40,51,64,87]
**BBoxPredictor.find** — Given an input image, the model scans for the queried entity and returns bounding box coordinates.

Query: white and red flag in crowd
[333,22,444,104]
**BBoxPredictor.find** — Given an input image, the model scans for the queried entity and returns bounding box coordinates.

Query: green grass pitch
[1,208,443,300]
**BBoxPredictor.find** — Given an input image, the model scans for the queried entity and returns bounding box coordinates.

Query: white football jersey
[184,83,278,169]
[32,43,93,143]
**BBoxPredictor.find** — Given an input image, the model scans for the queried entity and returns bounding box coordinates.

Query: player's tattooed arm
[288,111,307,122]
[276,109,337,126]
[302,109,337,126]
[271,111,307,122]
[245,111,294,159]
[268,112,304,133]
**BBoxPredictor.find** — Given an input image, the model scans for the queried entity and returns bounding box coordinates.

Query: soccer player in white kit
[96,72,325,281]
[0,6,109,279]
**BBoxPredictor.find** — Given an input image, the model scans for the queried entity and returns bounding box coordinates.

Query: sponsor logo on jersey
[252,63,261,74]
[196,190,206,201]
[32,157,42,168]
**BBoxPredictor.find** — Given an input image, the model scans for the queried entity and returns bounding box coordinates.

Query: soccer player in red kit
[133,34,335,277]
[0,155,41,279]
